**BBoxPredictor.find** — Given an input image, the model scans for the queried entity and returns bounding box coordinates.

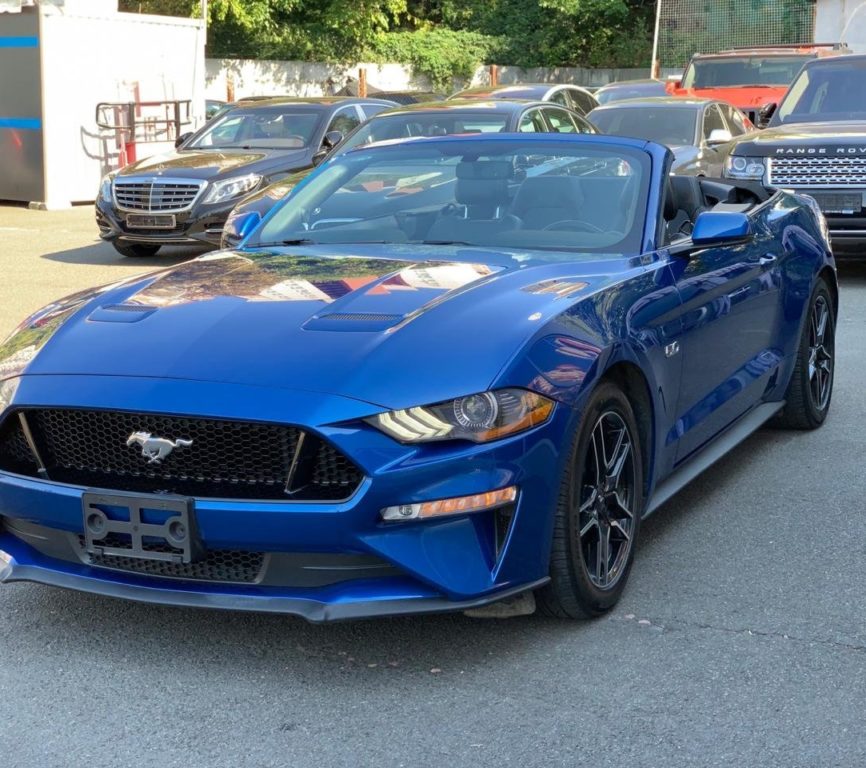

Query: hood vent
[88,304,157,323]
[303,312,403,332]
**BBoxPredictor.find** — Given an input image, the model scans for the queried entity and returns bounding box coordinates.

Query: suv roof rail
[717,42,848,52]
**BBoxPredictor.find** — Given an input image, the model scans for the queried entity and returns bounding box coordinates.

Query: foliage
[371,29,500,90]
[119,0,656,77]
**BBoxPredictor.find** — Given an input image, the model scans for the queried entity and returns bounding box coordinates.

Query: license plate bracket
[82,490,199,564]
[811,193,863,215]
[126,213,176,229]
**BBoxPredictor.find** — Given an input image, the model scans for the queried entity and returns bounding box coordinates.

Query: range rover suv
[95,97,394,258]
[724,55,866,250]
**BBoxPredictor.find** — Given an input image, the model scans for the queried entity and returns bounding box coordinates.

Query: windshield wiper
[419,239,475,246]
[251,238,318,247]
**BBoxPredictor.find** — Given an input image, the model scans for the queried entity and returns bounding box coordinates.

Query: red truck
[667,43,849,126]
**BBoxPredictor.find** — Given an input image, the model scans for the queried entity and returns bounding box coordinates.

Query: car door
[669,203,783,463]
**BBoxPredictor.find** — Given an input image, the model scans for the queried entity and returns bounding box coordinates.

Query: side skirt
[644,401,784,518]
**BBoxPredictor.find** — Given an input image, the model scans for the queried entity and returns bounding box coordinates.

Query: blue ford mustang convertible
[0,134,836,621]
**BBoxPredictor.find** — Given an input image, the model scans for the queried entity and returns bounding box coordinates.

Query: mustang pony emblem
[126,432,193,464]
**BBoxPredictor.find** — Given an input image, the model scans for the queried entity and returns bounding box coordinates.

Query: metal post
[651,0,662,78]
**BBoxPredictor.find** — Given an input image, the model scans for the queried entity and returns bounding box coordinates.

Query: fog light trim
[381,486,518,522]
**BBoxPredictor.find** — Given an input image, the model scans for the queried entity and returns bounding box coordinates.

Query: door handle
[751,253,777,266]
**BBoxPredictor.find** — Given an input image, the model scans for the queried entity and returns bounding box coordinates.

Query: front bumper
[95,197,240,249]
[0,375,571,620]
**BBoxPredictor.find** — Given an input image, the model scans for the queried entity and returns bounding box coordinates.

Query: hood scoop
[88,304,157,323]
[303,312,404,332]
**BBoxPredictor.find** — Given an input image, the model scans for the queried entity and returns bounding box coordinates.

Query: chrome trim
[284,430,306,496]
[767,156,866,188]
[17,413,48,480]
[113,176,207,214]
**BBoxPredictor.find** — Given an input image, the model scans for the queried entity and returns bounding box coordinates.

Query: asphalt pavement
[1,204,865,767]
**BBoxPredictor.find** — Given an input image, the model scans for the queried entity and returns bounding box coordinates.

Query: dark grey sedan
[588,97,755,176]
[449,84,598,116]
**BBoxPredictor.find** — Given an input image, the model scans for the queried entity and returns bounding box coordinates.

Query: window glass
[589,106,697,146]
[519,110,547,132]
[549,90,570,107]
[682,55,813,88]
[327,108,362,136]
[361,103,390,119]
[702,105,727,140]
[543,108,580,133]
[190,108,322,149]
[253,140,652,256]
[724,105,748,135]
[777,60,866,123]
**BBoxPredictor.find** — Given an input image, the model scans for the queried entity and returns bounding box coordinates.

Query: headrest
[511,176,585,214]
[663,179,678,220]
[455,161,512,209]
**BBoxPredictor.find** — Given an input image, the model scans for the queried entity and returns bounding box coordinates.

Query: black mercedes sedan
[220,99,597,248]
[449,84,598,116]
[95,97,396,257]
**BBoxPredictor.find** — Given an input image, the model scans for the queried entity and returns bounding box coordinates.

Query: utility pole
[650,0,662,79]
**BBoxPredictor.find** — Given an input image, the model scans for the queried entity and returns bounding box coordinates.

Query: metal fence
[653,0,817,68]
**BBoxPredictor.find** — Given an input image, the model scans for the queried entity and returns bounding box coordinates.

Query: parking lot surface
[1,205,865,767]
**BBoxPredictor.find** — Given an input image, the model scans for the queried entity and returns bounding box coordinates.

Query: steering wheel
[543,219,605,233]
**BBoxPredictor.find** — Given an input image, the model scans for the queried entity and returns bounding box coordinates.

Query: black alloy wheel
[539,381,644,619]
[775,278,835,430]
[578,410,637,590]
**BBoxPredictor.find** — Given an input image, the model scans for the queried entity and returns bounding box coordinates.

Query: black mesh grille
[0,416,39,476]
[0,409,363,501]
[78,535,264,582]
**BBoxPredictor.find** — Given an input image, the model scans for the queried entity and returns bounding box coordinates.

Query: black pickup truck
[724,55,866,251]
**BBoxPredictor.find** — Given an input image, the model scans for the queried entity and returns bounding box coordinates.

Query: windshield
[589,107,697,146]
[251,139,650,256]
[336,111,511,155]
[776,60,866,124]
[188,107,323,150]
[596,82,667,105]
[682,55,812,89]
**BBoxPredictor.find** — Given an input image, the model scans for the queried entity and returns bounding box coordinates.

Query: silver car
[588,97,755,176]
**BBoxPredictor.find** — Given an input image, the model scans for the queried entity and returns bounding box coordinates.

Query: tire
[112,242,161,258]
[775,278,835,430]
[538,381,645,619]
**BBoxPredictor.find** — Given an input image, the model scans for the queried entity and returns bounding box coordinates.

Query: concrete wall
[815,0,866,51]
[205,59,676,101]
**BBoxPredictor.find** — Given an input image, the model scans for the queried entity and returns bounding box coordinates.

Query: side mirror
[175,131,193,149]
[322,130,344,149]
[756,102,777,129]
[691,211,752,246]
[706,128,733,146]
[223,210,261,245]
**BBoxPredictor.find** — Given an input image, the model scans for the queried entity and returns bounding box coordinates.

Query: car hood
[117,148,310,181]
[5,246,623,410]
[730,122,866,156]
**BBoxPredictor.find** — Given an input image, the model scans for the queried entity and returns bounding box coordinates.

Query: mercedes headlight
[203,173,262,205]
[99,172,115,203]
[368,389,554,444]
[725,156,765,181]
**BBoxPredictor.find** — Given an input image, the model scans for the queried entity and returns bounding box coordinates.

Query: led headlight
[203,173,262,205]
[368,388,554,444]
[99,172,115,203]
[725,155,765,181]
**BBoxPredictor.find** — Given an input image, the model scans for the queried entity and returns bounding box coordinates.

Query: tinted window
[327,107,362,136]
[254,140,651,256]
[776,60,866,123]
[682,55,813,88]
[190,107,322,149]
[724,104,748,135]
[360,103,390,119]
[589,106,697,146]
[549,90,570,107]
[336,111,510,155]
[543,108,581,133]
[570,89,598,115]
[519,110,548,132]
[596,81,668,105]
[702,105,727,140]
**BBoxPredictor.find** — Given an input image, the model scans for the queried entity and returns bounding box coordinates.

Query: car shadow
[40,240,207,268]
